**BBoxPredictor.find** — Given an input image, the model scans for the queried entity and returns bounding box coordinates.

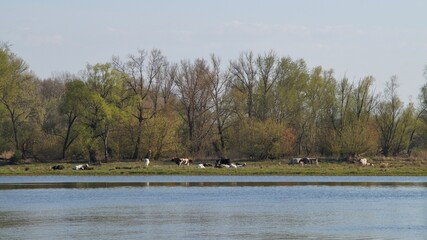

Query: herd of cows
[51,156,374,171]
[170,157,247,169]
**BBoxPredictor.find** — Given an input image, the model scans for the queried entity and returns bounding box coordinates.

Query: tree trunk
[103,130,109,162]
[62,112,77,159]
[132,110,143,160]
[89,148,97,163]
[6,106,22,160]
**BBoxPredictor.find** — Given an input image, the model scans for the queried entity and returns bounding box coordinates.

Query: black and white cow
[216,158,231,165]
[171,157,192,166]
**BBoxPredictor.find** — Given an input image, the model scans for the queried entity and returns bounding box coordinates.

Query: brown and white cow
[171,157,192,166]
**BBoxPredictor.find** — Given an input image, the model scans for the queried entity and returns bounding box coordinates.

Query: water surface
[0,176,426,239]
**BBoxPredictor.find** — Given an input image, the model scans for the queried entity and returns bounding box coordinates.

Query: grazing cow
[171,157,192,166]
[73,164,89,170]
[144,158,150,168]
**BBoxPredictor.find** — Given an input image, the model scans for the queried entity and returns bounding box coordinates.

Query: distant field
[1,157,426,176]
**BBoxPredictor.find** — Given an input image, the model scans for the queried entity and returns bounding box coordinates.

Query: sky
[1,0,426,104]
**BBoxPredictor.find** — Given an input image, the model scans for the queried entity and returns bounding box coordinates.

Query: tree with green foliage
[255,51,280,121]
[81,63,122,162]
[0,45,39,160]
[375,76,410,156]
[326,76,378,157]
[57,79,87,159]
[270,58,310,154]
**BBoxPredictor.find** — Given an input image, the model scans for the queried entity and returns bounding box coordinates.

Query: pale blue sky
[1,0,426,104]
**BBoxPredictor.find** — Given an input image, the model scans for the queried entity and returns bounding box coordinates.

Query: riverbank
[1,157,426,176]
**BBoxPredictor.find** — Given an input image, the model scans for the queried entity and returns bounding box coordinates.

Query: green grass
[1,158,426,176]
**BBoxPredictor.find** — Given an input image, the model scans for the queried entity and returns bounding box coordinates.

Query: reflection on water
[0,180,426,189]
[0,176,426,240]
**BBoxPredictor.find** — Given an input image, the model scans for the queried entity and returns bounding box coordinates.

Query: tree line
[1,44,426,163]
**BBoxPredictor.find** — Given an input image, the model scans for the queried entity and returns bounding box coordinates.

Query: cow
[51,165,64,170]
[289,158,302,165]
[289,157,318,166]
[235,162,247,167]
[216,164,230,168]
[359,158,374,167]
[73,164,89,170]
[216,158,231,165]
[144,158,150,168]
[197,164,205,168]
[359,158,368,166]
[171,157,192,166]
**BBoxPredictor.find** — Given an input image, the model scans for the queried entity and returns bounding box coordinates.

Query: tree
[229,51,258,119]
[34,76,66,160]
[0,46,38,160]
[405,66,427,154]
[207,54,233,157]
[270,57,310,153]
[328,76,378,157]
[375,76,406,156]
[112,49,167,159]
[230,118,295,159]
[255,51,280,120]
[57,79,87,159]
[294,67,334,155]
[175,58,213,154]
[81,63,122,162]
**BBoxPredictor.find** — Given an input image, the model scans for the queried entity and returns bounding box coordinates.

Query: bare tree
[229,51,258,118]
[376,76,403,156]
[256,50,280,120]
[112,49,167,159]
[162,63,178,106]
[207,54,233,157]
[175,58,213,154]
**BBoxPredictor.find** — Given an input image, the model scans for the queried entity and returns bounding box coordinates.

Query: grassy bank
[1,157,426,176]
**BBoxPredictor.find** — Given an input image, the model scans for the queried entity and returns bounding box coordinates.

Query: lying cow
[289,157,318,166]
[359,158,373,166]
[73,163,89,170]
[51,165,64,170]
[171,157,192,166]
[289,158,302,165]
[216,158,231,165]
[197,164,205,168]
[215,162,246,168]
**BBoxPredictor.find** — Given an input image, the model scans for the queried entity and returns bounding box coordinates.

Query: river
[0,176,426,239]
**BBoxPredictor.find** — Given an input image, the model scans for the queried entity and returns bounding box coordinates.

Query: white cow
[359,158,368,166]
[197,164,205,168]
[73,164,89,170]
[144,158,150,168]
